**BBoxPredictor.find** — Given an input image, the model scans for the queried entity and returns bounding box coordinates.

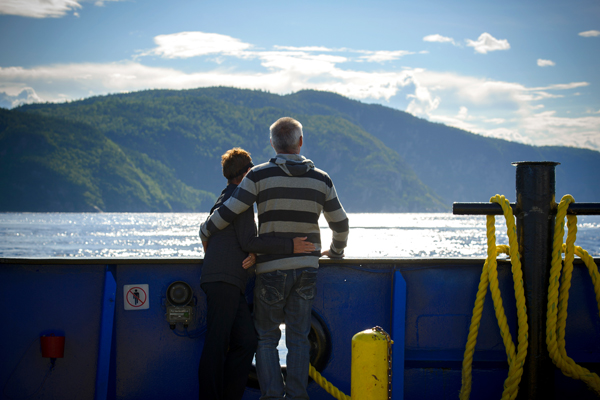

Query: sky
[1,0,599,152]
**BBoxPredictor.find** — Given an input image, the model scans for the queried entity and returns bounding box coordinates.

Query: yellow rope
[307,194,600,399]
[460,195,528,400]
[546,195,600,395]
[309,364,351,400]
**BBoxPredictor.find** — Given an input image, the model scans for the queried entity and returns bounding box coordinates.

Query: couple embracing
[198,117,349,400]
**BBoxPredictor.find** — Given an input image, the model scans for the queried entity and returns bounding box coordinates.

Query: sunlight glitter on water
[1,212,599,258]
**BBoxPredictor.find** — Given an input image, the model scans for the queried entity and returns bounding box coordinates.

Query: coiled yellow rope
[309,364,351,400]
[546,195,600,395]
[460,195,528,400]
[310,194,599,399]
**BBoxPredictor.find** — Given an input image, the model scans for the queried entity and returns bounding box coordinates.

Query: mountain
[4,87,599,213]
[194,87,600,204]
[4,89,445,212]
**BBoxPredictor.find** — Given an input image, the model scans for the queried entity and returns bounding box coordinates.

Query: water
[1,212,599,258]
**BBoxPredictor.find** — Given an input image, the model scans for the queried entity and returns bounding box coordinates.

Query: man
[200,117,349,400]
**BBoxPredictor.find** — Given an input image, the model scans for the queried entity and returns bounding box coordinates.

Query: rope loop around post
[460,194,528,400]
[546,195,600,395]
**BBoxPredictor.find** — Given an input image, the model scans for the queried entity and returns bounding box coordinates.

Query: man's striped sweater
[200,154,349,274]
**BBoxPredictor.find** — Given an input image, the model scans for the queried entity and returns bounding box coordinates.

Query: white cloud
[0,88,42,108]
[0,0,123,18]
[94,0,121,6]
[537,59,555,67]
[0,0,81,18]
[430,114,477,132]
[457,106,470,120]
[136,32,422,73]
[476,127,534,144]
[519,111,600,149]
[529,82,588,91]
[579,30,600,37]
[253,50,414,99]
[134,33,419,98]
[273,46,333,52]
[428,106,480,132]
[404,70,523,109]
[312,70,412,101]
[397,68,599,150]
[0,56,412,106]
[142,32,252,59]
[257,51,348,76]
[358,50,414,62]
[140,33,419,64]
[466,33,510,54]
[423,34,455,45]
[406,82,440,117]
[431,105,600,151]
[485,118,506,124]
[3,31,598,152]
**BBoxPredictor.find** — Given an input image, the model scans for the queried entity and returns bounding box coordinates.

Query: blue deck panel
[392,270,406,400]
[1,258,599,400]
[0,263,106,400]
[95,266,117,400]
[113,262,204,400]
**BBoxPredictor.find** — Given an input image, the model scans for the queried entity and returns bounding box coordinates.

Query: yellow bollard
[351,327,392,400]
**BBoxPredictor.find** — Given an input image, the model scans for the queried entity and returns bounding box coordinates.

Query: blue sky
[1,0,599,151]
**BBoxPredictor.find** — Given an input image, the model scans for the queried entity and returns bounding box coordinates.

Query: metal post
[513,161,559,400]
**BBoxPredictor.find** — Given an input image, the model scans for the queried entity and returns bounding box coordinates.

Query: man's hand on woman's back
[293,237,315,253]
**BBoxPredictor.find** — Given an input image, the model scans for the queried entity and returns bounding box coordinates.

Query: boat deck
[1,257,599,399]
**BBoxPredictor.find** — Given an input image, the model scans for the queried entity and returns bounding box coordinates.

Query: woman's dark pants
[198,282,258,400]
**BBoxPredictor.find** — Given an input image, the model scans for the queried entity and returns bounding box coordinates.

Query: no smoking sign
[123,284,149,310]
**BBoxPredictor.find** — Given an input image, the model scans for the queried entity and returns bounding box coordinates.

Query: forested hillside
[3,87,599,212]
[0,108,214,212]
[4,89,445,212]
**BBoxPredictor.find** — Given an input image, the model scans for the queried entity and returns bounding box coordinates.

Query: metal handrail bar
[453,202,600,215]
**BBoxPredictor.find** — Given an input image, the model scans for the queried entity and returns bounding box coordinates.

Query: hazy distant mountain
[3,87,599,212]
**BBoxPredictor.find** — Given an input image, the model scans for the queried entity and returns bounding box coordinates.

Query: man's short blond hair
[221,148,252,182]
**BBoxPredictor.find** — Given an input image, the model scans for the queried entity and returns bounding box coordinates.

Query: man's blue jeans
[254,267,317,400]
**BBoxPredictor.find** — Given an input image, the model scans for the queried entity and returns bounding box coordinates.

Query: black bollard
[513,161,559,400]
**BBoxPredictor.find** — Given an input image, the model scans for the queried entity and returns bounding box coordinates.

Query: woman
[198,148,314,400]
